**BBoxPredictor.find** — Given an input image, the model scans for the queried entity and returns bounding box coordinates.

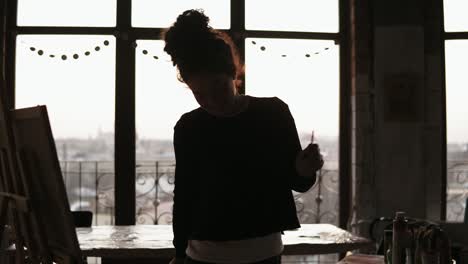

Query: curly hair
[162,9,243,88]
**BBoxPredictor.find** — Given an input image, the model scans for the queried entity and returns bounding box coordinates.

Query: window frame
[442,1,468,221]
[4,0,351,227]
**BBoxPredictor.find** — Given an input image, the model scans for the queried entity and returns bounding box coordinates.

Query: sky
[13,0,468,144]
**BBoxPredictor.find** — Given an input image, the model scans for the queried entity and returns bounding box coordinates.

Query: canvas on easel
[9,105,83,264]
[0,96,47,264]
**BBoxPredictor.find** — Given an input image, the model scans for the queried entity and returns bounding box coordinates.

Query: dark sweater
[172,96,316,258]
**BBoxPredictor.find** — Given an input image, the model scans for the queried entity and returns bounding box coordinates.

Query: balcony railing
[447,160,468,221]
[58,159,466,264]
[60,159,468,225]
[60,160,115,225]
[59,160,340,226]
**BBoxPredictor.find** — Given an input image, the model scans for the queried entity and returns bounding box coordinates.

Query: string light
[134,41,332,64]
[25,39,168,63]
[138,47,165,61]
[250,40,332,59]
[24,38,332,63]
[24,39,111,62]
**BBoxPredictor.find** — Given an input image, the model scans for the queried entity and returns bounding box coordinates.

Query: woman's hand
[295,143,324,178]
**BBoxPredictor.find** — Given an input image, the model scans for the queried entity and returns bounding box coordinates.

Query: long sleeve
[172,119,193,258]
[275,97,316,193]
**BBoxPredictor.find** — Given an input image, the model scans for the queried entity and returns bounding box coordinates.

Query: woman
[163,9,324,264]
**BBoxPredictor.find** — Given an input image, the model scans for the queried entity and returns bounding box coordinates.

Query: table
[77,224,372,259]
[337,254,384,264]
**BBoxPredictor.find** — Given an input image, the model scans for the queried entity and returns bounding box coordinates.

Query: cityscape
[54,130,340,226]
[53,129,468,227]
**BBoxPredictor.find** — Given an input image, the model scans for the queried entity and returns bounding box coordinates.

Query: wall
[351,0,445,236]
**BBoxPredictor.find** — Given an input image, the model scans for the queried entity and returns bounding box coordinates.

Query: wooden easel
[0,97,54,264]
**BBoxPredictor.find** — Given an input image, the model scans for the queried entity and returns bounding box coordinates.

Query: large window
[10,2,346,264]
[15,35,116,225]
[443,0,468,32]
[245,0,339,32]
[135,40,198,224]
[17,0,117,27]
[444,0,468,221]
[12,1,345,235]
[132,0,230,29]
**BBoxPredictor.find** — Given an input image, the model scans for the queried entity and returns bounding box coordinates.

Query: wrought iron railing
[60,161,115,225]
[447,160,468,222]
[59,160,340,226]
[59,159,467,263]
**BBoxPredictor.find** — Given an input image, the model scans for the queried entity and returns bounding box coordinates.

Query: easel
[0,96,54,263]
[0,98,81,264]
[0,96,47,263]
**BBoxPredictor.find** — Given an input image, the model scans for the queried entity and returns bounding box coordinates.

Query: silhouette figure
[163,9,324,264]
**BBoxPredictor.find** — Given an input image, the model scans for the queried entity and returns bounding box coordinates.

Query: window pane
[135,40,199,224]
[246,38,340,224]
[445,40,468,221]
[17,0,116,27]
[245,0,339,33]
[132,0,230,29]
[444,0,468,32]
[16,35,116,225]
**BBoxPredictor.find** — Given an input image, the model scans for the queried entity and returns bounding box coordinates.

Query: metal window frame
[440,2,468,221]
[4,0,351,228]
[441,0,447,222]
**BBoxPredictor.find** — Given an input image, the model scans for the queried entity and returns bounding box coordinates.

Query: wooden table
[337,254,384,264]
[77,224,372,259]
